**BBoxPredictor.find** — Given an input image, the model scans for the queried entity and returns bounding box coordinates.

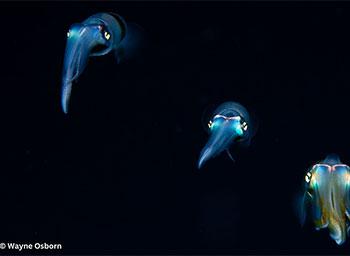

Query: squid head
[298,154,350,245]
[198,101,255,169]
[61,12,145,114]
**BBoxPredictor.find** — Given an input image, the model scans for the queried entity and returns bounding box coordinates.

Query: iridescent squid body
[198,101,255,169]
[61,12,145,114]
[298,154,350,245]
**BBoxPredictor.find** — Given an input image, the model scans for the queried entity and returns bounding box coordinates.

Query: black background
[2,1,350,254]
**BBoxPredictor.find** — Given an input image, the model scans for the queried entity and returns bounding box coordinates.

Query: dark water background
[1,1,350,254]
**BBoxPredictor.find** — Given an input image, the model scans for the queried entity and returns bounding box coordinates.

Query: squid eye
[104,31,111,40]
[241,121,248,131]
[67,31,70,38]
[305,175,310,183]
[305,171,312,183]
[209,120,218,130]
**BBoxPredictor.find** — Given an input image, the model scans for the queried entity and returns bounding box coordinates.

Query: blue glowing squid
[297,154,350,245]
[198,101,255,169]
[61,12,145,114]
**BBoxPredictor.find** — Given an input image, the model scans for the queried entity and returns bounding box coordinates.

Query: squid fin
[295,191,311,227]
[115,23,148,64]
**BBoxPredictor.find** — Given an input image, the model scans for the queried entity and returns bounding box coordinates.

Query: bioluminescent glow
[297,154,350,245]
[198,101,255,169]
[61,12,146,114]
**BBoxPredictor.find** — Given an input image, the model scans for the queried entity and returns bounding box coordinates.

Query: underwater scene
[2,1,350,255]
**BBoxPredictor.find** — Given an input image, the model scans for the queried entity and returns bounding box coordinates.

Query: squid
[61,12,145,114]
[198,101,255,169]
[297,154,350,245]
